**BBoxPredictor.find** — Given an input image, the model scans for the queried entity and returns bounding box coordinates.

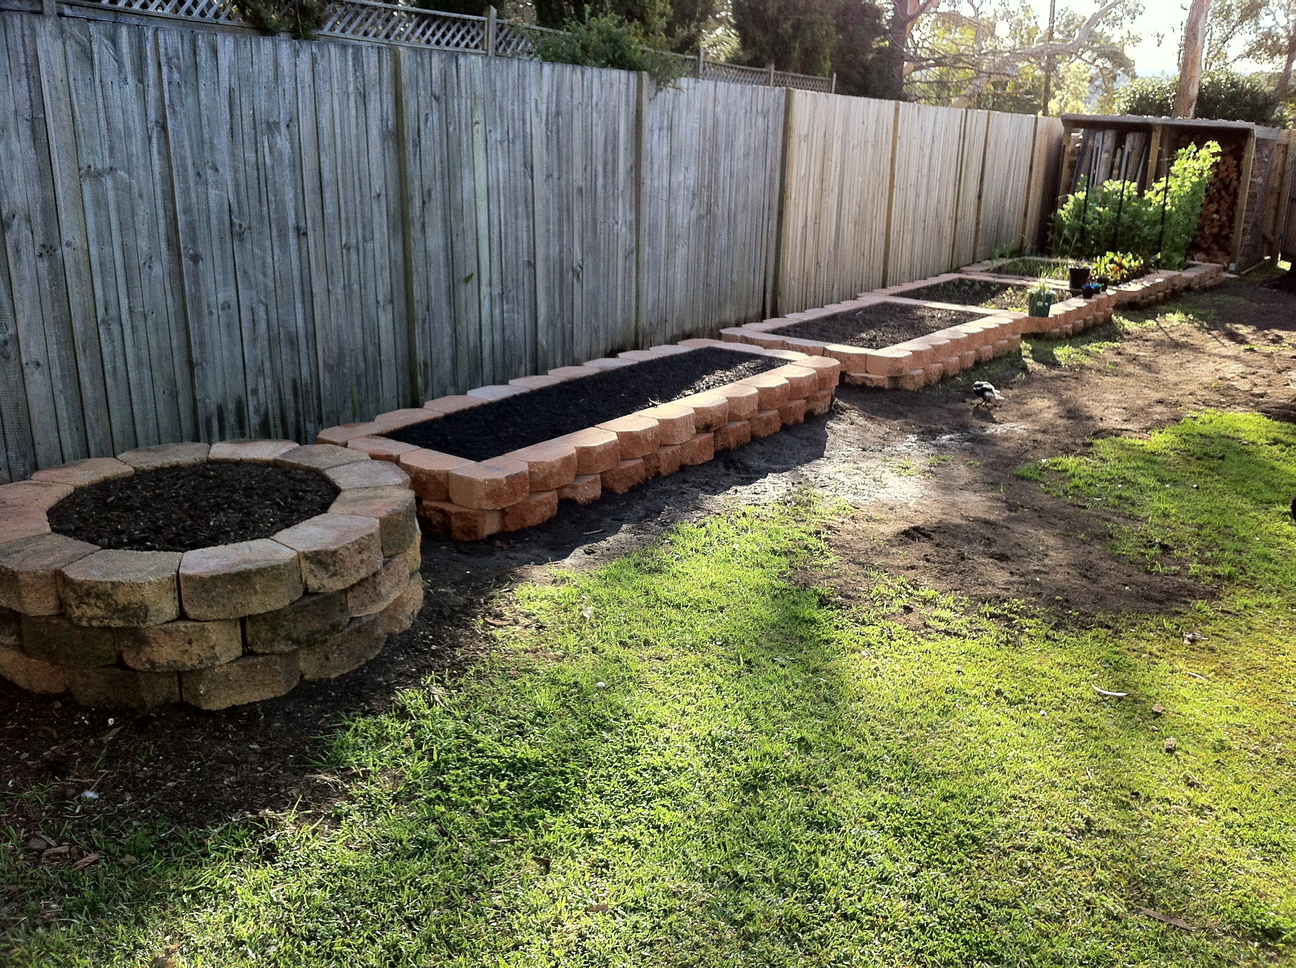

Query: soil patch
[897,278,1031,311]
[47,463,339,553]
[385,347,781,462]
[2,275,1293,845]
[990,257,1069,279]
[777,302,987,349]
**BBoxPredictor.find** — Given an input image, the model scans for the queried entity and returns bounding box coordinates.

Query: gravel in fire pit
[385,347,783,462]
[48,463,340,553]
[776,302,988,349]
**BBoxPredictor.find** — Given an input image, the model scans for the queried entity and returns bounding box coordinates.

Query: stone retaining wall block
[557,474,602,504]
[244,590,350,654]
[326,460,410,491]
[557,429,622,476]
[276,444,370,471]
[117,442,211,470]
[503,440,579,491]
[502,490,560,532]
[379,576,424,635]
[298,614,385,680]
[0,641,66,693]
[119,618,243,672]
[398,450,474,502]
[447,458,530,510]
[0,533,100,616]
[30,459,132,489]
[597,415,661,460]
[273,514,383,594]
[348,555,408,616]
[749,409,782,438]
[806,389,834,416]
[67,665,180,710]
[601,458,647,494]
[181,653,300,710]
[328,487,418,557]
[643,444,683,478]
[59,550,183,628]
[20,614,120,667]
[417,501,504,541]
[179,539,304,621]
[714,384,759,420]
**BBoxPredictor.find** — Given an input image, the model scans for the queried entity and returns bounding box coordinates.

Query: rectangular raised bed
[720,293,1023,390]
[316,340,840,541]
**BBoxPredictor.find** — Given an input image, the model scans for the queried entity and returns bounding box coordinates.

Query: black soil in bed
[385,347,783,462]
[48,463,340,553]
[897,278,1031,311]
[776,301,987,349]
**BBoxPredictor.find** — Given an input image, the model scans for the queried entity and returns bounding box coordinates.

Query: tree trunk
[1274,22,1296,104]
[1173,0,1212,117]
[883,0,920,100]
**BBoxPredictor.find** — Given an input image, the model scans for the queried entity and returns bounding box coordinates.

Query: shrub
[231,0,330,38]
[1051,141,1220,270]
[531,14,688,86]
[1114,71,1280,125]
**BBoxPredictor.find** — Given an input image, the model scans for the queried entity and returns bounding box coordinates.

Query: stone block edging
[0,441,423,710]
[318,341,841,542]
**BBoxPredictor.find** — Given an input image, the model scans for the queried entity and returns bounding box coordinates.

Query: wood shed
[1057,114,1296,272]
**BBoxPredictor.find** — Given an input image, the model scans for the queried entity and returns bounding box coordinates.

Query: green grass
[5,417,1296,966]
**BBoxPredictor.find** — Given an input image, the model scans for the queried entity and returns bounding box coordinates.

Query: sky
[1024,0,1199,77]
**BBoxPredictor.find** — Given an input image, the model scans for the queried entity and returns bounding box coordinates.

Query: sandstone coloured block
[713,384,759,420]
[117,442,210,470]
[244,590,350,654]
[503,440,578,491]
[447,458,530,510]
[596,415,661,460]
[273,513,382,594]
[0,514,51,546]
[502,490,559,532]
[749,409,782,438]
[0,642,66,693]
[673,392,729,432]
[119,618,243,672]
[642,444,683,479]
[372,409,440,433]
[680,432,715,466]
[67,665,180,710]
[328,487,418,557]
[806,388,834,416]
[399,450,474,502]
[346,435,420,463]
[557,474,601,505]
[316,421,387,446]
[843,373,893,389]
[771,364,819,400]
[508,375,563,390]
[601,458,647,495]
[326,460,410,491]
[402,535,423,575]
[416,501,503,541]
[181,652,299,710]
[208,440,298,464]
[422,394,487,415]
[0,533,100,616]
[59,550,182,628]
[298,614,385,680]
[180,539,304,620]
[778,398,808,425]
[347,555,408,616]
[30,459,132,489]
[557,428,622,475]
[713,420,752,452]
[0,606,18,647]
[0,480,74,514]
[276,444,369,472]
[467,384,527,401]
[378,576,423,635]
[638,403,695,445]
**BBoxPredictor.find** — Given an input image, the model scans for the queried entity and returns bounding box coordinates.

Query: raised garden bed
[959,259,1225,309]
[316,340,840,541]
[0,441,422,711]
[720,293,1022,390]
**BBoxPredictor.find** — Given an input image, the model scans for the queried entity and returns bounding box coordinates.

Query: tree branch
[947,0,1127,107]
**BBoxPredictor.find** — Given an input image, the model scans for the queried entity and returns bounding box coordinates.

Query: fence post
[484,5,497,56]
[696,48,703,78]
[830,72,836,95]
[42,0,56,16]
[767,62,775,87]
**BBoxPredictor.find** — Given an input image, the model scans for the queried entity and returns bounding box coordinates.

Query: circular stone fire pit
[0,441,423,710]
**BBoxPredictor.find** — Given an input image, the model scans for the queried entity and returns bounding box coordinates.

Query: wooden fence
[0,11,1062,483]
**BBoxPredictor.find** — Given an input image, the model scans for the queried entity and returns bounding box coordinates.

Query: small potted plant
[1027,277,1055,318]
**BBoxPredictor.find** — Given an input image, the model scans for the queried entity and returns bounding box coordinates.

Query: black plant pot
[1068,264,1090,293]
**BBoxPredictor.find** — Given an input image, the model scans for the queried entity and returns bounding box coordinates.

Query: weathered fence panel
[776,92,896,313]
[0,11,1064,484]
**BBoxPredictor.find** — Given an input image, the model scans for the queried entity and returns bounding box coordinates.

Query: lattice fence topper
[52,0,834,90]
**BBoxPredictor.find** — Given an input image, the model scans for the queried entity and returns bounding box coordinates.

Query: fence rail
[0,11,1057,482]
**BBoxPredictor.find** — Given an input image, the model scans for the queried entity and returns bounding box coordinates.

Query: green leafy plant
[531,14,689,87]
[231,0,330,38]
[1114,70,1281,125]
[1051,142,1220,271]
[1090,251,1145,285]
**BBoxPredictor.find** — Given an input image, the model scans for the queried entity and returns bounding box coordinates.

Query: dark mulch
[775,302,987,349]
[991,257,1069,279]
[385,347,783,462]
[897,278,1031,311]
[47,463,339,553]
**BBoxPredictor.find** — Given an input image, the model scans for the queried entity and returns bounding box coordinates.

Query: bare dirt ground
[2,275,1294,854]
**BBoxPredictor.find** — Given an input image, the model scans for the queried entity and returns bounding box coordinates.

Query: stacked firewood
[1185,137,1241,264]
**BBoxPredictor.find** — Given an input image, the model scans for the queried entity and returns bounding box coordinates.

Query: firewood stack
[1182,136,1242,265]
